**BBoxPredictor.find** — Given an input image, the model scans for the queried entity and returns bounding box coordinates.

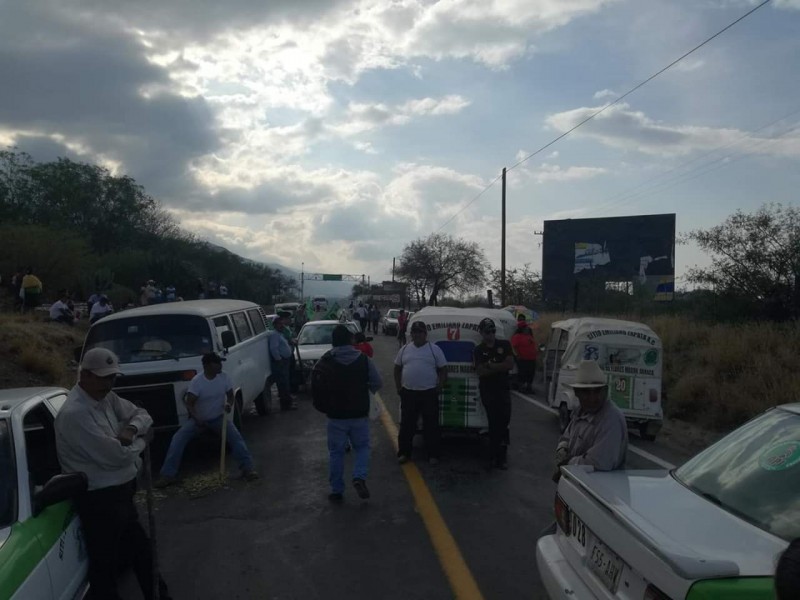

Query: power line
[431,0,772,233]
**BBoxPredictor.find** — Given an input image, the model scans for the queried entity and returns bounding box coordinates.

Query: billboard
[542,214,676,306]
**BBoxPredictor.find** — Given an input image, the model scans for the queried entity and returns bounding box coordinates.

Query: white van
[312,297,328,311]
[78,300,272,429]
[408,307,518,431]
[542,317,664,440]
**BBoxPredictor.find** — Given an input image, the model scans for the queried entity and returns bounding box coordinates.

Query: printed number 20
[615,378,627,392]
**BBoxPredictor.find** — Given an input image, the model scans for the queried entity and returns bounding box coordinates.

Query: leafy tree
[395,233,488,307]
[489,264,542,307]
[686,203,800,320]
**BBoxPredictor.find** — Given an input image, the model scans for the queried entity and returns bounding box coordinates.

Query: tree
[395,233,488,307]
[489,264,542,307]
[686,203,800,320]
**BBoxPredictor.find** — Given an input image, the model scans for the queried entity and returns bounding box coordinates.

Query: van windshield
[84,315,214,363]
[0,419,16,528]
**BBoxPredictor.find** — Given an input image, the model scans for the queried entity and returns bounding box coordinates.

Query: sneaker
[242,469,259,481]
[154,476,179,489]
[397,455,410,465]
[428,458,440,466]
[328,492,344,503]
[352,478,370,499]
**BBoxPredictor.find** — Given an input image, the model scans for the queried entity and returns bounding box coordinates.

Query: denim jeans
[270,359,292,407]
[160,414,254,477]
[327,418,370,494]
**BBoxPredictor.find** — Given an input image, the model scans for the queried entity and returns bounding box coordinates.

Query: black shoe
[328,492,343,503]
[352,478,370,499]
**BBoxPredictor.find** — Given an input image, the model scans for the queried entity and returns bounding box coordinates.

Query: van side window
[23,403,60,490]
[247,308,266,335]
[231,312,253,341]
[213,316,235,347]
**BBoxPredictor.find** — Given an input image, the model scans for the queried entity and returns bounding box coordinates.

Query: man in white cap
[55,347,170,600]
[552,359,628,482]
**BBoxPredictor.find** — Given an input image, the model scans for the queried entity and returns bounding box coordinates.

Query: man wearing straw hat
[552,359,628,482]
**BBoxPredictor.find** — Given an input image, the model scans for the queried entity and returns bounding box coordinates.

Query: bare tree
[490,264,542,307]
[395,233,488,306]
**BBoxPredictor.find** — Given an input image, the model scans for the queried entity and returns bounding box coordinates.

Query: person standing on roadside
[511,315,538,393]
[55,348,171,600]
[317,325,383,502]
[157,352,258,486]
[353,331,374,357]
[552,360,628,482]
[269,315,297,410]
[394,321,448,465]
[20,266,43,313]
[370,305,381,334]
[396,308,409,347]
[474,317,514,470]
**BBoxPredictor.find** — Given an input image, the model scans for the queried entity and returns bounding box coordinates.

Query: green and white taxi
[0,387,89,600]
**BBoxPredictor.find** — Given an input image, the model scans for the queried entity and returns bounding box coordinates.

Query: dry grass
[537,312,800,431]
[0,312,88,388]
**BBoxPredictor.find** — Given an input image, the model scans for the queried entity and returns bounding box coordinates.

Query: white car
[296,320,362,380]
[380,309,414,336]
[0,387,89,600]
[536,404,798,599]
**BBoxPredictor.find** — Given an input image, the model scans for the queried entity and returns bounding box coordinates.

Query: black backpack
[311,351,337,414]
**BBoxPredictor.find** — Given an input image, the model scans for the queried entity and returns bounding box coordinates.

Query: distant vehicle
[295,320,363,382]
[380,309,414,335]
[78,299,273,424]
[312,297,328,312]
[0,387,89,599]
[274,302,301,316]
[542,317,663,440]
[537,403,798,600]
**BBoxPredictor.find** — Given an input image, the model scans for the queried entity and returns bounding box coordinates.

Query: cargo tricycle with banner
[407,307,518,432]
[543,317,663,440]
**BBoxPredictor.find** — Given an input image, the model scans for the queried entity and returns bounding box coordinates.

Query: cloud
[545,102,800,158]
[332,95,471,136]
[530,163,607,183]
[593,89,616,100]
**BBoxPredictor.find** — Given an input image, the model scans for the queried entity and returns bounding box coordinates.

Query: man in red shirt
[511,315,538,393]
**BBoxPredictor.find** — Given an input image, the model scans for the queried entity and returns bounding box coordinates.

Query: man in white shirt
[157,352,258,485]
[49,289,76,324]
[393,320,448,464]
[55,348,170,600]
[89,294,114,323]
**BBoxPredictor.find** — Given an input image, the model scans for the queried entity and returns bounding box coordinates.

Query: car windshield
[298,323,357,345]
[85,315,214,363]
[0,419,16,528]
[674,407,800,540]
[386,310,400,319]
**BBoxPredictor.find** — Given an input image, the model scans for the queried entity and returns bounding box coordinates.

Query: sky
[2,0,800,291]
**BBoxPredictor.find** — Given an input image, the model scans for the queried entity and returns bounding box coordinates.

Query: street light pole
[501,167,507,307]
[300,262,304,301]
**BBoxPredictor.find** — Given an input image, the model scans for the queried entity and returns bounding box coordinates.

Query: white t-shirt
[49,300,71,320]
[188,372,233,421]
[90,302,113,318]
[394,342,447,390]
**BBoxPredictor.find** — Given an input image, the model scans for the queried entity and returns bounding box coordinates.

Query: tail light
[554,494,571,535]
[644,584,671,600]
[181,370,197,381]
[649,388,659,403]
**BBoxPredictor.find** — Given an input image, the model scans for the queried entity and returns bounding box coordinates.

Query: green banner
[322,274,342,281]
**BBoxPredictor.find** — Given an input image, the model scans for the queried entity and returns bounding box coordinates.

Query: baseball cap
[478,318,496,332]
[81,348,123,377]
[410,321,427,333]
[332,324,353,347]
[202,352,226,365]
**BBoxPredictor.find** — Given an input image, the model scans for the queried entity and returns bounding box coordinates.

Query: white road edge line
[512,391,676,470]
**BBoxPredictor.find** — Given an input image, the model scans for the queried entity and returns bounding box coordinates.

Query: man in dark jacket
[323,325,382,502]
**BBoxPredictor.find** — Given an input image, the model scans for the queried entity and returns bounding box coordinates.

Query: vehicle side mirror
[33,472,88,516]
[221,330,235,349]
[73,345,84,362]
[366,336,374,342]
[538,344,546,352]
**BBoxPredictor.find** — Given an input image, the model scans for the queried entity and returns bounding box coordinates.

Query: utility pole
[501,167,507,307]
[300,262,304,301]
[392,257,396,282]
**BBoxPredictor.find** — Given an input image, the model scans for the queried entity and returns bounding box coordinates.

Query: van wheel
[254,383,269,416]
[232,395,244,429]
[639,422,657,441]
[558,403,571,433]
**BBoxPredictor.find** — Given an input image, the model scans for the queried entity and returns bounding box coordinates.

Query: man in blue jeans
[269,315,297,410]
[323,325,382,502]
[156,352,258,486]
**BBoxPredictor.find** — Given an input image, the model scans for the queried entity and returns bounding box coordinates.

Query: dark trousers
[516,359,536,387]
[271,359,292,407]
[398,387,440,459]
[76,479,169,600]
[480,384,511,463]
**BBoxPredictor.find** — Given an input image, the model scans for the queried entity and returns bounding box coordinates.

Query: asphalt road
[129,331,701,600]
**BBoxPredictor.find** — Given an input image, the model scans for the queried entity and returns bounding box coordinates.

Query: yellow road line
[375,392,485,600]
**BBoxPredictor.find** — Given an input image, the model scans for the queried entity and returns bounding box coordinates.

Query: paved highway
[135,331,701,600]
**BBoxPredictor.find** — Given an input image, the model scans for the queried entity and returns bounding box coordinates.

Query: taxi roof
[0,387,67,414]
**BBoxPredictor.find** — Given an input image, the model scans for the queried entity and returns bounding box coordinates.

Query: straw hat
[566,360,608,389]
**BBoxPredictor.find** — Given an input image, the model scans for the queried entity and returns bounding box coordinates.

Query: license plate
[571,512,586,547]
[588,539,624,593]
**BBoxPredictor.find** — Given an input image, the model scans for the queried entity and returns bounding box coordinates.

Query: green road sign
[322,274,342,281]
